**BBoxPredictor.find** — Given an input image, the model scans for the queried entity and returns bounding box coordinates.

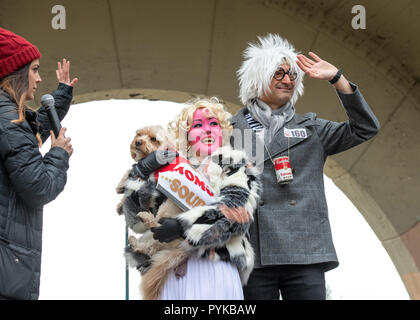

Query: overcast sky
[38,99,409,300]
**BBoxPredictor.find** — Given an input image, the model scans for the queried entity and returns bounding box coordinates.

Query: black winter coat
[0,83,73,300]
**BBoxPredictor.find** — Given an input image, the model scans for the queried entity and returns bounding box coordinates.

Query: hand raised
[296,52,339,81]
[56,58,78,87]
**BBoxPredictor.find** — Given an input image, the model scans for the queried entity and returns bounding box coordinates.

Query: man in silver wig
[230,34,380,300]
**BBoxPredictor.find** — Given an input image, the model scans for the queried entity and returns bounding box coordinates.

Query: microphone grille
[41,94,55,107]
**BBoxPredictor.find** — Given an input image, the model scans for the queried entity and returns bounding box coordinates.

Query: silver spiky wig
[237,34,305,106]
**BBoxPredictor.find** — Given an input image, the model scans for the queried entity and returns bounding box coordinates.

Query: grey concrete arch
[1,0,419,298]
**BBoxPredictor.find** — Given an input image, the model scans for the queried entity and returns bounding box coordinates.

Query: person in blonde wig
[132,97,262,299]
[168,97,232,160]
[231,33,380,299]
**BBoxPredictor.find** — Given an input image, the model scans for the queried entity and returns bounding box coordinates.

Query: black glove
[151,218,183,243]
[133,150,178,179]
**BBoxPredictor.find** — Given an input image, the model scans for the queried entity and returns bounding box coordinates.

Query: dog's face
[130,125,174,161]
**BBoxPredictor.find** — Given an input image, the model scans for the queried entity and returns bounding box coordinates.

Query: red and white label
[156,156,215,211]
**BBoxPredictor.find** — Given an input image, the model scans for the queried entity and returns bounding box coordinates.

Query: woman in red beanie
[0,27,77,300]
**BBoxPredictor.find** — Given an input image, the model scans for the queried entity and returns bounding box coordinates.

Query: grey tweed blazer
[230,83,380,271]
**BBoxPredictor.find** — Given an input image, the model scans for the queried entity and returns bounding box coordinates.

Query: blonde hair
[168,97,233,157]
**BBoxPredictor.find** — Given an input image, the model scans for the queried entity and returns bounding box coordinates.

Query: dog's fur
[116,124,173,226]
[116,125,190,300]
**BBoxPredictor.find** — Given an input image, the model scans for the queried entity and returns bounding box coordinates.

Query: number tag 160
[284,128,307,138]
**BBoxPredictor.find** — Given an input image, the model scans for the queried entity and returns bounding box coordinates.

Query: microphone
[41,94,62,138]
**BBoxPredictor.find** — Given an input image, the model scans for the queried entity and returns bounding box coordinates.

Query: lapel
[230,109,317,163]
[230,108,251,130]
[230,108,265,162]
[265,113,316,161]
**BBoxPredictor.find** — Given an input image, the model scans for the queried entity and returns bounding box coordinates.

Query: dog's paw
[116,202,123,215]
[124,246,151,274]
[127,235,152,256]
[128,235,139,249]
[137,211,157,228]
[116,186,126,194]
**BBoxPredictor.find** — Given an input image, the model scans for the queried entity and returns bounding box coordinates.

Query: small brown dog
[116,124,174,229]
[116,125,190,300]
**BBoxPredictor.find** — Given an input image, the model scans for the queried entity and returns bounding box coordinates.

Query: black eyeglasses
[273,68,297,81]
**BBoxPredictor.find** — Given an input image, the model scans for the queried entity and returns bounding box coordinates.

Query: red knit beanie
[0,27,41,79]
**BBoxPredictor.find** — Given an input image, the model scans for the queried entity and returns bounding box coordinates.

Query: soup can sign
[155,156,215,211]
[274,156,293,184]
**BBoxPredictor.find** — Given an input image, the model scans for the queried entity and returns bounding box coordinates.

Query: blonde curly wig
[168,97,233,158]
